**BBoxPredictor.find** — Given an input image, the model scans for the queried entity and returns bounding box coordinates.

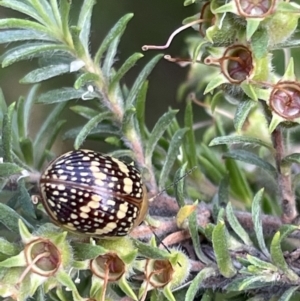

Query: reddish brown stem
[272,128,298,223]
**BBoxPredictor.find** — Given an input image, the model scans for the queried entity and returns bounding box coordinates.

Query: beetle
[39,149,148,237]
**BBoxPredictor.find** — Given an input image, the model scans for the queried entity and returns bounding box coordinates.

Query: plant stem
[271,128,298,223]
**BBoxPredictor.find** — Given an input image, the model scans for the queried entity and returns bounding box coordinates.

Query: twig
[271,128,298,223]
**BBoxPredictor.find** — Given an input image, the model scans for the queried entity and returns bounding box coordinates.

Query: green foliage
[0,0,300,300]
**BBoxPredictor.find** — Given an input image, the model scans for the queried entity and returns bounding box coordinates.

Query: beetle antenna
[149,166,197,202]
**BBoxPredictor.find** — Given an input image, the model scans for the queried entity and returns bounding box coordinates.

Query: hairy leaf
[159,128,188,189]
[133,239,169,259]
[226,202,253,246]
[109,53,144,93]
[278,286,299,301]
[74,73,99,90]
[102,35,121,78]
[270,225,299,281]
[223,150,276,175]
[0,1,46,24]
[94,13,133,64]
[2,102,15,162]
[209,135,273,150]
[78,0,96,53]
[0,163,23,177]
[37,87,89,103]
[135,81,149,141]
[0,29,55,43]
[0,203,33,233]
[184,101,197,167]
[189,211,211,264]
[34,102,67,150]
[212,221,236,278]
[145,110,178,165]
[174,163,188,208]
[72,242,106,260]
[2,43,69,67]
[234,99,256,132]
[20,64,70,83]
[252,188,269,257]
[185,267,216,301]
[125,54,163,108]
[74,112,111,149]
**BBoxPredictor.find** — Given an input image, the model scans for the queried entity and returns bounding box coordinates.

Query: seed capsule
[39,149,148,237]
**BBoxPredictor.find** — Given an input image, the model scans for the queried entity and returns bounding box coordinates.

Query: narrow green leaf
[17,180,36,220]
[0,238,19,255]
[0,88,7,122]
[225,158,253,207]
[109,53,144,93]
[78,0,96,53]
[2,43,69,67]
[49,0,62,28]
[74,73,99,90]
[30,0,56,26]
[37,120,66,169]
[174,163,188,208]
[0,163,23,177]
[74,112,111,149]
[132,239,169,259]
[270,226,299,281]
[63,124,119,140]
[226,202,253,245]
[20,138,34,166]
[234,99,256,132]
[218,176,229,205]
[251,29,268,59]
[158,128,188,189]
[145,110,178,165]
[200,143,227,174]
[184,101,197,167]
[135,81,149,141]
[69,106,99,119]
[0,203,33,232]
[238,275,273,291]
[223,150,276,175]
[59,0,72,42]
[246,18,261,41]
[0,18,52,35]
[188,211,211,264]
[23,85,40,138]
[185,268,215,301]
[94,13,134,64]
[2,102,15,162]
[246,255,277,271]
[37,88,88,103]
[252,188,269,257]
[0,1,46,24]
[0,29,55,43]
[126,54,162,107]
[198,156,224,183]
[20,64,70,83]
[16,97,25,139]
[70,26,87,58]
[34,102,67,149]
[122,106,136,134]
[102,36,121,79]
[278,286,299,301]
[282,153,300,165]
[209,135,273,150]
[212,221,237,278]
[72,242,106,260]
